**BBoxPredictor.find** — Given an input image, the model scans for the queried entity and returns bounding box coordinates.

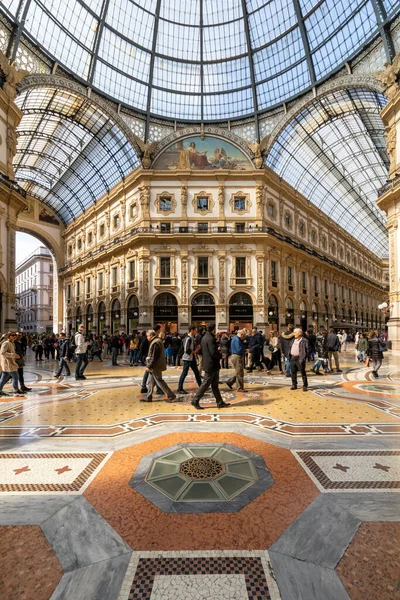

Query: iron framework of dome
[0,0,398,123]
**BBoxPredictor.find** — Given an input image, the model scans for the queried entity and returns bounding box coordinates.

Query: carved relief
[181,258,188,304]
[219,257,226,304]
[385,125,397,174]
[257,260,264,303]
[0,51,29,100]
[375,53,400,100]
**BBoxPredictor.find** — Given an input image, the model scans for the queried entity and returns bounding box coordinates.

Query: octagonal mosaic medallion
[129,443,274,513]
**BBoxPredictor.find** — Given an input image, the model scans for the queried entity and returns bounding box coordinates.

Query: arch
[285,297,294,309]
[152,128,255,167]
[14,79,141,225]
[98,301,106,313]
[154,293,178,306]
[192,293,215,306]
[127,294,139,308]
[300,300,308,312]
[229,292,254,306]
[268,294,279,308]
[112,298,121,312]
[265,76,386,153]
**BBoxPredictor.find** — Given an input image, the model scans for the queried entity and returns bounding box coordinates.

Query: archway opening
[86,304,93,333]
[14,232,58,335]
[154,293,178,334]
[300,300,308,332]
[285,297,294,325]
[127,295,140,334]
[98,301,106,335]
[111,298,121,333]
[267,294,279,332]
[191,293,215,326]
[229,292,253,332]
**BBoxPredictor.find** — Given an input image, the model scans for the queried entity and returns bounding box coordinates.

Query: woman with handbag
[366,330,384,378]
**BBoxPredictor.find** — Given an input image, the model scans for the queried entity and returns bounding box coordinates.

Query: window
[288,266,293,286]
[311,230,317,243]
[99,223,105,237]
[159,196,172,211]
[86,277,91,295]
[198,223,209,233]
[160,257,171,284]
[284,213,292,227]
[197,197,209,211]
[334,283,338,298]
[322,236,327,250]
[98,272,104,292]
[302,272,306,290]
[112,267,118,286]
[234,196,246,211]
[88,231,93,244]
[271,261,277,281]
[314,276,318,295]
[160,223,171,233]
[67,284,71,301]
[324,279,328,295]
[299,222,305,236]
[235,257,246,283]
[268,203,274,217]
[77,238,82,251]
[349,289,352,302]
[342,286,345,300]
[113,214,120,229]
[49,264,53,273]
[129,260,136,281]
[130,203,136,219]
[76,281,80,298]
[198,257,209,284]
[235,223,245,232]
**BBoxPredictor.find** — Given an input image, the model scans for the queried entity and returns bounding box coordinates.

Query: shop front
[86,304,93,333]
[111,299,121,333]
[154,293,178,334]
[267,294,279,333]
[127,294,139,334]
[229,292,253,332]
[191,293,215,327]
[98,301,106,335]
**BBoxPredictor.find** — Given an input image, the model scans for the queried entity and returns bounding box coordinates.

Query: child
[165,344,174,366]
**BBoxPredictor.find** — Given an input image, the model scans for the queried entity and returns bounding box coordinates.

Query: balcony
[193,277,215,289]
[230,277,253,288]
[127,280,138,290]
[111,285,120,294]
[154,277,177,289]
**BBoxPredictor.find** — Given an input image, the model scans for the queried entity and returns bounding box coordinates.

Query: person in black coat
[191,324,230,410]
[367,331,384,378]
[54,332,71,378]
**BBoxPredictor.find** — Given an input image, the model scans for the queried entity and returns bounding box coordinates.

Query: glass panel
[215,475,253,499]
[213,448,245,463]
[226,460,258,479]
[161,448,192,462]
[179,481,224,501]
[150,474,189,500]
[189,447,219,457]
[147,460,180,479]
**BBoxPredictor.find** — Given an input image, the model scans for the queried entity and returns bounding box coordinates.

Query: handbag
[268,344,274,352]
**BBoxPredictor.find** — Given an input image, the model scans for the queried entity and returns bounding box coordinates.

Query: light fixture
[259,311,264,316]
[301,314,306,319]
[141,311,147,317]
[268,310,273,316]
[220,310,225,317]
[133,311,138,317]
[115,313,120,319]
[100,315,105,321]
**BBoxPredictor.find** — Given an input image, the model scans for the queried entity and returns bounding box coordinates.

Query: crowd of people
[0,325,388,398]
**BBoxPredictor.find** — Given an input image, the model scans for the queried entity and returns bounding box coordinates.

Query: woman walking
[0,332,26,397]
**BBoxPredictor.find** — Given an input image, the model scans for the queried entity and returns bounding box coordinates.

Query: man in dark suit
[190,323,230,410]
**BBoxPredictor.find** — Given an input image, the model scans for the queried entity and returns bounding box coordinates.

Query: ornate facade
[61,153,388,335]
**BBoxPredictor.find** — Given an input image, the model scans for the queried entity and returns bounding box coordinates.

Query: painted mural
[154,136,252,171]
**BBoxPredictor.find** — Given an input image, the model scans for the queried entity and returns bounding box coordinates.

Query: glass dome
[1,0,398,121]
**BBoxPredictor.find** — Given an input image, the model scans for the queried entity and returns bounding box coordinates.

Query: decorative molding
[229,191,251,215]
[155,191,177,216]
[193,191,214,216]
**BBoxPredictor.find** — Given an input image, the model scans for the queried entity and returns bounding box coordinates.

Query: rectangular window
[112,267,118,286]
[113,214,120,229]
[198,257,209,284]
[271,261,277,281]
[349,289,352,302]
[268,203,274,217]
[86,277,91,295]
[129,260,135,281]
[334,283,337,298]
[234,197,246,211]
[197,197,209,211]
[99,223,105,237]
[324,279,328,295]
[288,266,293,286]
[198,223,208,233]
[235,257,246,283]
[314,276,318,294]
[160,223,171,233]
[49,264,53,272]
[342,286,345,299]
[235,223,245,232]
[302,272,306,290]
[98,272,104,292]
[76,281,80,298]
[67,284,71,300]
[159,197,172,211]
[160,257,171,284]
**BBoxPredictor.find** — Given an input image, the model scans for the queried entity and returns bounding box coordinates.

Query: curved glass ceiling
[14,87,139,225]
[1,0,398,121]
[267,88,389,257]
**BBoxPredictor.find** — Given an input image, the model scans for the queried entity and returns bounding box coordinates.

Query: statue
[375,53,400,100]
[133,135,157,169]
[246,134,270,169]
[0,51,29,100]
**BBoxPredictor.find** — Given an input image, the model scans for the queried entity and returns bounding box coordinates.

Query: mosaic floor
[0,348,399,600]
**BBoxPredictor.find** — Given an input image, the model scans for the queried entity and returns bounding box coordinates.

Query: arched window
[192,293,215,305]
[230,292,253,306]
[154,293,177,306]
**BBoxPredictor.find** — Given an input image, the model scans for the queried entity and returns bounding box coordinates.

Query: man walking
[110,332,120,366]
[54,332,71,379]
[190,323,230,410]
[226,329,246,391]
[246,328,262,372]
[177,326,202,394]
[75,324,89,380]
[278,324,295,377]
[142,330,177,403]
[326,328,342,372]
[289,328,310,391]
